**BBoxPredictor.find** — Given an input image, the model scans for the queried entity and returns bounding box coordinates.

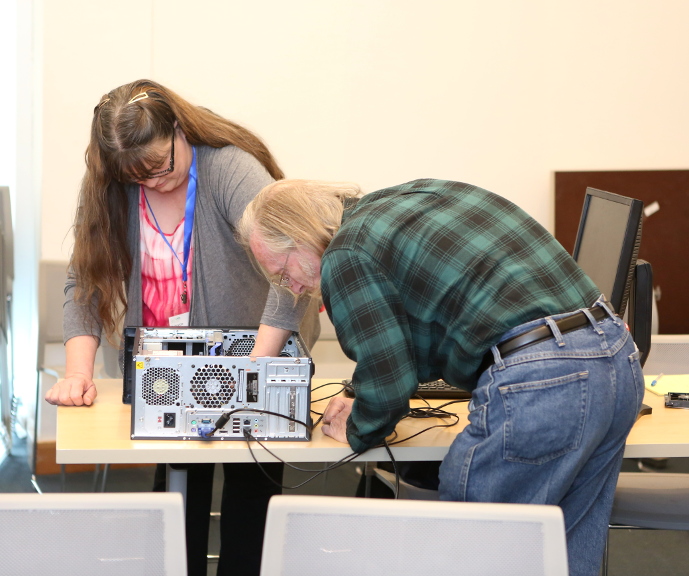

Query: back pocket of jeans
[499,371,588,465]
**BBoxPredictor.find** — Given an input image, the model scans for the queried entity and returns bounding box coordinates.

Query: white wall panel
[41,0,153,260]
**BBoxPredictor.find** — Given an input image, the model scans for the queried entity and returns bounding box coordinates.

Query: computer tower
[125,327,313,441]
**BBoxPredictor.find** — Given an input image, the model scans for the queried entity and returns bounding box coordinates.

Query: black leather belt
[480,305,610,372]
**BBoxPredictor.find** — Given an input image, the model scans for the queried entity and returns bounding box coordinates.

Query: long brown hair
[73,79,284,338]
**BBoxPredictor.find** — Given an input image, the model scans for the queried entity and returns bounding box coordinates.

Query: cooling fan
[226,337,256,356]
[141,367,181,406]
[190,364,236,408]
[225,336,294,357]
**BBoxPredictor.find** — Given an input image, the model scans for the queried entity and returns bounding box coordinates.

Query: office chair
[642,334,689,375]
[34,260,114,492]
[0,492,187,576]
[602,334,689,576]
[33,261,69,492]
[0,186,13,455]
[260,495,569,576]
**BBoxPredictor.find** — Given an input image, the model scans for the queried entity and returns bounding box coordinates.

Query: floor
[2,433,689,575]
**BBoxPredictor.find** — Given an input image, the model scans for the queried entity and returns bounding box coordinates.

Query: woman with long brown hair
[45,79,319,576]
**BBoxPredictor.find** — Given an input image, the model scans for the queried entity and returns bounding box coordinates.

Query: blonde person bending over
[238,178,642,576]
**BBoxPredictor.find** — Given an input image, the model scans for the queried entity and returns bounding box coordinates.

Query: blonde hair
[237,179,362,259]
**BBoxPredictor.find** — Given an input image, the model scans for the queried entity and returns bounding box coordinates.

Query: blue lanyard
[144,146,197,303]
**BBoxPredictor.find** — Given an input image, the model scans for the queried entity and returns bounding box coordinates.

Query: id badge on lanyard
[144,146,198,324]
[169,311,190,326]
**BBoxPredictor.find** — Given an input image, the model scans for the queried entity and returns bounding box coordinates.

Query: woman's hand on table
[45,373,97,406]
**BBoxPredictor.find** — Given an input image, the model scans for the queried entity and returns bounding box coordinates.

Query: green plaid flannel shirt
[321,179,600,453]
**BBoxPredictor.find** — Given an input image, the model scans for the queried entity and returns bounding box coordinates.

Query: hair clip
[93,98,110,114]
[128,91,149,104]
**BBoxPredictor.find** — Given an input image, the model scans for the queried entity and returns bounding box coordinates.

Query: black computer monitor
[572,187,644,317]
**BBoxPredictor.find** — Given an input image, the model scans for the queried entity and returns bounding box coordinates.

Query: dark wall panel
[555,170,689,334]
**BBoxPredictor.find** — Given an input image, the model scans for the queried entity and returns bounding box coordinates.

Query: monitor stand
[637,403,652,419]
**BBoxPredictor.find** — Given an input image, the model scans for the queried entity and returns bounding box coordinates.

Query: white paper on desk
[644,374,689,396]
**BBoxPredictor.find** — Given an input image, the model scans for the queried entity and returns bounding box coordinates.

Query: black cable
[311,380,354,403]
[386,430,399,443]
[411,393,432,407]
[310,390,345,403]
[387,418,459,445]
[246,430,361,473]
[242,429,361,489]
[204,407,312,437]
[383,439,399,499]
[207,379,354,438]
[375,403,460,446]
[407,406,453,419]
[404,403,461,421]
[311,381,347,393]
[363,404,461,449]
[432,399,467,411]
[203,399,362,491]
[202,385,461,492]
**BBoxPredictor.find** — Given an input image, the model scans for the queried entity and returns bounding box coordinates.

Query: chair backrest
[0,187,7,340]
[643,334,689,375]
[0,492,187,576]
[0,188,11,442]
[37,260,68,369]
[0,186,12,290]
[260,495,568,576]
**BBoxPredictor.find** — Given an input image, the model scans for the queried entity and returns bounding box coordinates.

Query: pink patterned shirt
[139,187,193,326]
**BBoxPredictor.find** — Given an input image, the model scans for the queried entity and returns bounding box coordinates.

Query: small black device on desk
[343,379,471,400]
[665,393,689,408]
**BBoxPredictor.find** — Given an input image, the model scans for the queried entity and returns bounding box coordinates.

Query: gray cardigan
[63,145,320,348]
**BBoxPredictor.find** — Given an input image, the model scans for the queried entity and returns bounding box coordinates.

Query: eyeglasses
[146,131,175,179]
[271,253,292,288]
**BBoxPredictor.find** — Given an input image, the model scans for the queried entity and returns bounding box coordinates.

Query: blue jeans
[438,300,644,576]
